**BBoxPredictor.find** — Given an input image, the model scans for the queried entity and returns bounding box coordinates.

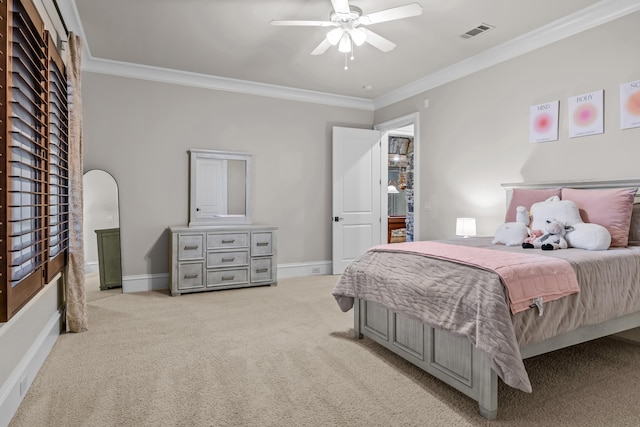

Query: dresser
[169,225,277,296]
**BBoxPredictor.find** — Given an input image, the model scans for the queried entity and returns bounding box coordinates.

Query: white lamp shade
[349,28,367,46]
[326,28,343,45]
[387,185,399,194]
[338,33,351,53]
[456,217,476,237]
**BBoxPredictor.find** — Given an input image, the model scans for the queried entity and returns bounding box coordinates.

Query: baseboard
[0,311,61,427]
[122,273,169,293]
[121,261,333,293]
[277,261,332,279]
[84,262,98,273]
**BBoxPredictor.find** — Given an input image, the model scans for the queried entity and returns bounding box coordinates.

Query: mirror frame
[188,149,252,226]
[82,169,123,290]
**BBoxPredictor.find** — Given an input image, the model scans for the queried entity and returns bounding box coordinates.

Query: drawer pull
[256,242,269,247]
[184,245,199,250]
[221,275,235,281]
[221,258,235,263]
[256,268,269,273]
[221,239,235,244]
[184,273,198,279]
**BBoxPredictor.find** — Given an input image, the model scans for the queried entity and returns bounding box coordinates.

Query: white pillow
[566,222,611,251]
[530,196,582,231]
[529,196,610,250]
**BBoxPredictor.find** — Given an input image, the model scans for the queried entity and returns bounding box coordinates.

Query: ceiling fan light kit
[271,0,422,70]
[349,28,367,46]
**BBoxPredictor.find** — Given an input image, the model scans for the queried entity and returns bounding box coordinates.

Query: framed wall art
[529,100,559,143]
[568,89,604,138]
[620,80,640,130]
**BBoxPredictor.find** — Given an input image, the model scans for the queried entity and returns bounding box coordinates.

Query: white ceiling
[58,0,639,108]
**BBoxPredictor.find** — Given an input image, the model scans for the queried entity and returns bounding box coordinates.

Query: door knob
[333,216,344,222]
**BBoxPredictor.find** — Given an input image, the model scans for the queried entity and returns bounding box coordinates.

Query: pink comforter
[372,241,580,314]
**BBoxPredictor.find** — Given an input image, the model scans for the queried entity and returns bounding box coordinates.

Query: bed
[332,179,640,420]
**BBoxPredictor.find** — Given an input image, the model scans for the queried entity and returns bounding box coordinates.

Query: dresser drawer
[177,262,205,290]
[178,234,204,261]
[251,258,274,283]
[207,268,249,287]
[251,232,273,256]
[207,232,249,249]
[207,250,249,268]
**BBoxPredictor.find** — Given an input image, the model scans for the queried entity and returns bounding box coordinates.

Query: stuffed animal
[522,219,573,250]
[515,205,530,227]
[492,206,530,246]
[523,229,543,245]
[529,196,611,250]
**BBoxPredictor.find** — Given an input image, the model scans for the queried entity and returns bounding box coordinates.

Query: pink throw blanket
[372,241,580,314]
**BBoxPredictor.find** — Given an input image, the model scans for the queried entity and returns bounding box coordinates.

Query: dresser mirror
[189,149,252,226]
[83,169,122,291]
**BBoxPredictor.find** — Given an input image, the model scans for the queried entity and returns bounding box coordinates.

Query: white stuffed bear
[492,206,530,246]
[528,196,611,250]
[522,219,573,250]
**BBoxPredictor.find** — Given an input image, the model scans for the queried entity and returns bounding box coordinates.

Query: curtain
[65,33,88,332]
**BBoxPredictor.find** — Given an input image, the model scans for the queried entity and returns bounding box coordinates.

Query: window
[1,0,69,322]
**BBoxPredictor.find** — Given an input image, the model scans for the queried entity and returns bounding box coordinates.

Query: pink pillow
[561,187,637,247]
[628,203,640,245]
[505,188,562,222]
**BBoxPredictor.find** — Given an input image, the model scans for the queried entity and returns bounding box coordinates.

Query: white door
[332,127,382,274]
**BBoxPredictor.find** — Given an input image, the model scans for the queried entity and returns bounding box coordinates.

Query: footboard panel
[356,298,497,419]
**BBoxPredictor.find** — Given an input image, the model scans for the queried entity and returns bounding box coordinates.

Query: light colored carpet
[9,275,640,426]
[84,271,122,302]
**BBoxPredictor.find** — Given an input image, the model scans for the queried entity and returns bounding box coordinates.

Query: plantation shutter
[47,34,69,281]
[0,0,69,322]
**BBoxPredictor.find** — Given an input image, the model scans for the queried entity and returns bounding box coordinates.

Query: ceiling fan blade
[311,39,332,55]
[270,20,335,27]
[360,3,423,25]
[330,0,350,14]
[361,28,396,52]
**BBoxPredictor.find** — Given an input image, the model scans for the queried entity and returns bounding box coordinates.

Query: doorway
[375,113,419,245]
[387,129,414,243]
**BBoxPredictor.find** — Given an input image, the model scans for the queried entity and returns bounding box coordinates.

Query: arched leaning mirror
[189,149,252,226]
[83,170,122,292]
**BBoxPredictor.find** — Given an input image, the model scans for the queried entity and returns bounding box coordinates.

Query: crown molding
[373,0,640,109]
[57,0,639,112]
[54,1,373,110]
[81,56,374,111]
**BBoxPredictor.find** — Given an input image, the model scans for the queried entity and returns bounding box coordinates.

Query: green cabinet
[95,228,122,290]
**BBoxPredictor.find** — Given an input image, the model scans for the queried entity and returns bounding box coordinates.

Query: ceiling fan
[270,0,423,69]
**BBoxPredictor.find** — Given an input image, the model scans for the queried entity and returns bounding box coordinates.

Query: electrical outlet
[311,267,321,274]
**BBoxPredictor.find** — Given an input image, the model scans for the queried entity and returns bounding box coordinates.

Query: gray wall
[81,74,373,277]
[83,11,640,279]
[375,11,640,240]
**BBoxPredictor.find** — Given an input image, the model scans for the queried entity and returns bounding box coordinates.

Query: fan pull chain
[350,37,355,61]
[344,38,354,70]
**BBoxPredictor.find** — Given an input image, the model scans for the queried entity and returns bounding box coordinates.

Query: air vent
[460,23,494,39]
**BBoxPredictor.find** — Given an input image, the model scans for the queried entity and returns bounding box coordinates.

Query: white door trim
[375,112,420,242]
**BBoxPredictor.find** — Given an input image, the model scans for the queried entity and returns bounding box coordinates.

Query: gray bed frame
[353,178,640,420]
